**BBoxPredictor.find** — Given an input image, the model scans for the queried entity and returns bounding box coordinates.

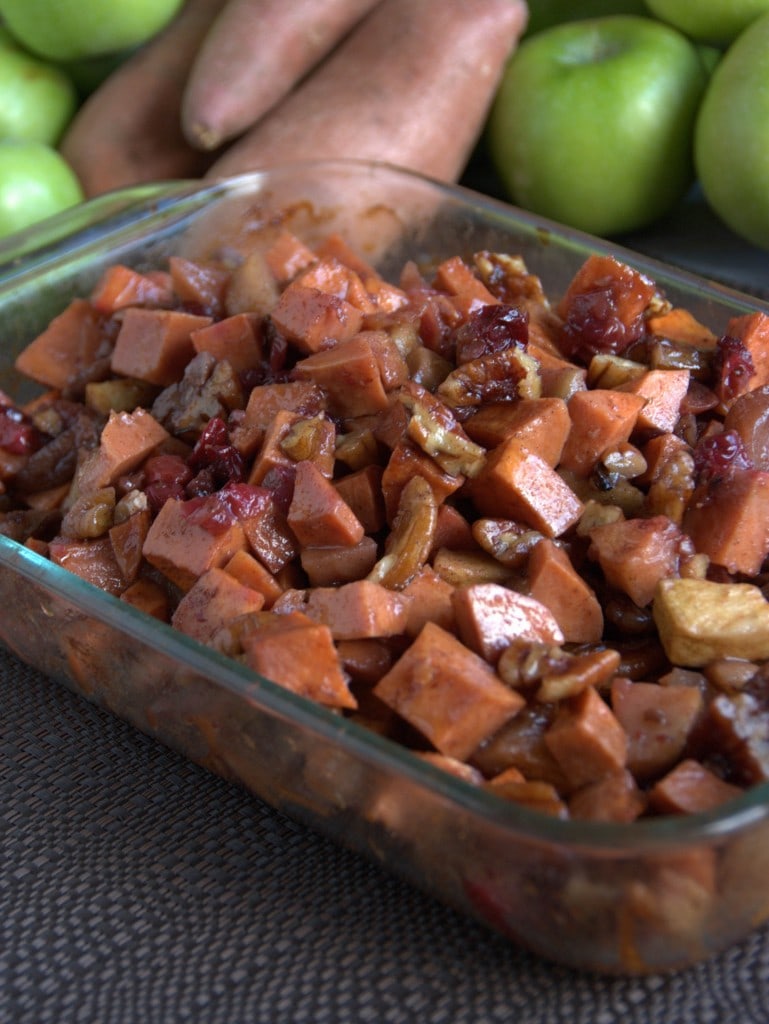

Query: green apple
[486,16,710,237]
[644,0,769,46]
[0,45,77,145]
[0,0,184,62]
[0,140,83,237]
[526,0,649,37]
[695,12,769,250]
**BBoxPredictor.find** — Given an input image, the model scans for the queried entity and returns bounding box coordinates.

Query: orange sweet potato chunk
[232,381,325,457]
[617,369,690,436]
[110,308,213,386]
[544,686,627,789]
[172,567,265,644]
[142,497,246,591]
[588,514,690,607]
[683,469,769,576]
[190,313,263,373]
[464,397,570,465]
[611,677,704,782]
[90,264,173,313]
[334,465,386,535]
[300,537,378,587]
[76,408,169,494]
[168,256,230,315]
[556,255,656,339]
[433,255,499,318]
[560,389,645,477]
[648,759,743,815]
[291,334,391,417]
[528,538,603,643]
[303,579,411,640]
[119,577,170,620]
[725,311,769,395]
[270,282,363,354]
[452,582,564,664]
[48,535,127,596]
[287,459,364,548]
[469,437,583,538]
[567,770,646,823]
[243,619,357,710]
[14,299,106,390]
[264,229,316,285]
[373,622,524,761]
[400,566,457,637]
[223,549,283,608]
[646,306,717,349]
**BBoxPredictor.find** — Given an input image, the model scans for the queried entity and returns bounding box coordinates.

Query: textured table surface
[3,184,769,1024]
[5,647,769,1024]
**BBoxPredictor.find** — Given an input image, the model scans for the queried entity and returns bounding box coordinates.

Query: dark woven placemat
[3,644,769,1024]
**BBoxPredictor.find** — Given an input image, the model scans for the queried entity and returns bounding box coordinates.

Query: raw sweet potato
[181,0,380,150]
[206,0,529,182]
[60,0,225,196]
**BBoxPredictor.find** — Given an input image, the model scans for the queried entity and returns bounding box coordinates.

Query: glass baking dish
[3,159,769,976]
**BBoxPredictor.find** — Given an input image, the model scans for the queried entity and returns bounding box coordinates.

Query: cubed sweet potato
[648,759,743,815]
[111,308,213,386]
[242,619,356,710]
[287,459,364,548]
[588,514,690,607]
[528,538,603,643]
[190,313,263,373]
[300,537,378,587]
[683,469,769,576]
[232,381,325,457]
[544,686,627,789]
[76,408,169,495]
[452,582,564,664]
[270,282,363,354]
[142,496,246,591]
[14,299,107,390]
[617,369,690,436]
[373,622,524,761]
[559,389,645,477]
[611,677,704,782]
[302,579,411,640]
[172,566,265,644]
[463,397,570,465]
[468,437,583,538]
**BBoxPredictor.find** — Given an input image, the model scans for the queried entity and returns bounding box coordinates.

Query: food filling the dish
[3,223,769,823]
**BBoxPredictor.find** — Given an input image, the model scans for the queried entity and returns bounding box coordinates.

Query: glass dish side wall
[2,162,769,974]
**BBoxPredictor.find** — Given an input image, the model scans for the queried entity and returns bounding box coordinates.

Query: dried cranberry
[260,464,295,513]
[144,453,192,513]
[0,405,44,455]
[183,482,269,534]
[559,288,647,362]
[693,429,754,484]
[454,303,528,363]
[188,416,246,489]
[713,334,755,404]
[218,482,271,520]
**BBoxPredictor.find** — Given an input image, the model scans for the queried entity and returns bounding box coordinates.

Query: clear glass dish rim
[2,156,769,855]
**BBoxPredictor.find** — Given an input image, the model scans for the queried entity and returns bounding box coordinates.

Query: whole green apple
[0,141,83,237]
[0,0,183,62]
[526,0,648,37]
[644,0,769,46]
[695,12,769,250]
[486,16,710,237]
[0,45,77,145]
